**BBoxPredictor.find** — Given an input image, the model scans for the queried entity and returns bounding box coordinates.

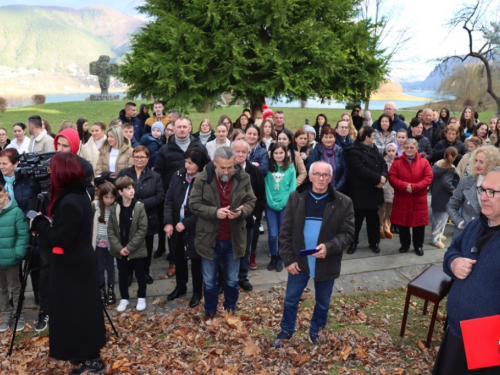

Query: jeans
[96,246,115,286]
[238,226,254,282]
[280,271,335,336]
[431,211,449,243]
[117,256,146,299]
[201,240,240,314]
[266,206,285,256]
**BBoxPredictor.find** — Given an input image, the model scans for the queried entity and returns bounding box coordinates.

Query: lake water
[41,90,439,110]
[269,91,439,110]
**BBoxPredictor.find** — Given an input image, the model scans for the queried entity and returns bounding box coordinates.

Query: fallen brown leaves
[0,286,439,374]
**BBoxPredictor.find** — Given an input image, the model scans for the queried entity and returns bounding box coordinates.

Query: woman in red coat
[389,139,433,256]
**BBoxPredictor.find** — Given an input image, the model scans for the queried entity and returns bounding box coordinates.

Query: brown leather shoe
[379,231,386,239]
[166,264,176,278]
[384,231,393,238]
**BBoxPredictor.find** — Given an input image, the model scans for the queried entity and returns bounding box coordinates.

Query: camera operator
[31,152,106,374]
[29,128,95,332]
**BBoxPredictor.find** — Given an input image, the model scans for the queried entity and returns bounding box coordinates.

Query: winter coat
[382,156,395,203]
[6,136,30,154]
[431,160,460,212]
[0,173,31,214]
[139,133,163,168]
[306,143,348,193]
[409,134,432,158]
[279,182,355,282]
[244,162,267,226]
[95,137,134,176]
[443,217,500,340]
[248,143,270,176]
[31,182,105,360]
[154,135,208,193]
[0,198,28,270]
[81,135,106,173]
[119,109,143,143]
[189,162,256,260]
[290,150,307,186]
[206,138,231,160]
[28,131,54,153]
[108,199,148,259]
[422,123,444,148]
[374,130,397,154]
[163,169,199,260]
[144,114,168,134]
[446,175,481,237]
[335,135,353,150]
[427,139,467,165]
[373,116,406,132]
[389,152,433,227]
[116,167,164,236]
[344,140,388,210]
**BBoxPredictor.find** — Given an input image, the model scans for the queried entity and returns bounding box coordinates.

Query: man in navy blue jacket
[433,170,500,374]
[372,102,407,132]
[119,102,143,143]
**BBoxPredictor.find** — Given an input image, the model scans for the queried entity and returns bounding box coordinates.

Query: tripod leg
[102,305,119,338]
[9,243,34,356]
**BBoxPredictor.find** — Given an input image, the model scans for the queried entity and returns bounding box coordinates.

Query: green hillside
[0,5,144,73]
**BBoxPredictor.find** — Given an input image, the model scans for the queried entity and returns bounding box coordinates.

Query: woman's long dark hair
[48,153,85,217]
[440,108,450,125]
[76,118,91,144]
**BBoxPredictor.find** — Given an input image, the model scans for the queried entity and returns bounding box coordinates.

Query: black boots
[70,357,105,374]
[347,243,358,254]
[107,284,116,305]
[167,286,187,301]
[99,286,107,306]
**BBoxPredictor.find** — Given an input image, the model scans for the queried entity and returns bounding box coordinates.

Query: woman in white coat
[206,123,230,160]
[82,122,107,174]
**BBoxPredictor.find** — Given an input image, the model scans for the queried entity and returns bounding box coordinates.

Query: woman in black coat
[117,145,164,284]
[31,153,106,374]
[344,126,388,254]
[427,125,467,165]
[164,148,209,308]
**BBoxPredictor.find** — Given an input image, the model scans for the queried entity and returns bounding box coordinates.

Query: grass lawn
[1,286,444,374]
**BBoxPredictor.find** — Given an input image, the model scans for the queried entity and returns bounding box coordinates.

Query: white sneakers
[116,298,146,312]
[116,299,129,312]
[136,298,146,311]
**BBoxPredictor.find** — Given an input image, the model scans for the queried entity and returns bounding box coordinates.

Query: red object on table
[460,314,500,370]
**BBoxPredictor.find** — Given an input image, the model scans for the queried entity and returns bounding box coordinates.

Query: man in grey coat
[271,161,355,347]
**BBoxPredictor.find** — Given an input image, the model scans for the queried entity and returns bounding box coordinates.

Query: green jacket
[0,198,29,270]
[107,200,148,259]
[189,162,256,260]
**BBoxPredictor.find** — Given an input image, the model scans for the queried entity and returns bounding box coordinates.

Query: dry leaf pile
[1,286,439,374]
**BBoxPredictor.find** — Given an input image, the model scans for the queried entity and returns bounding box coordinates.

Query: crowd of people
[1,100,500,373]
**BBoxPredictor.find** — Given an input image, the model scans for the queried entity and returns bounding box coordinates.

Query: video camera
[15,152,56,181]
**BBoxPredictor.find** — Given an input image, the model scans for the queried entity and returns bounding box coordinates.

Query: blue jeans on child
[201,240,240,314]
[280,271,335,336]
[266,206,285,256]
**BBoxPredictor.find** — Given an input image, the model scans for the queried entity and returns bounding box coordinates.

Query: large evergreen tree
[118,0,388,114]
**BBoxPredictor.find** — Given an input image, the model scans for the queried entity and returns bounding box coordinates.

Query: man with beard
[189,147,256,318]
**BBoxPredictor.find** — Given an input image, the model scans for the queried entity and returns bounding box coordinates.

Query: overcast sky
[1,0,498,83]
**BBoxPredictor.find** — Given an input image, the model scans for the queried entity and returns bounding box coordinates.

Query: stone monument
[89,55,120,101]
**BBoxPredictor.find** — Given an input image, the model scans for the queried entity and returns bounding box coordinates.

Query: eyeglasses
[477,186,500,198]
[338,126,349,130]
[133,156,148,160]
[310,172,331,179]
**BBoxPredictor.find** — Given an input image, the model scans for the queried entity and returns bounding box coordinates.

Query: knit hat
[263,108,274,120]
[364,110,372,119]
[303,125,316,137]
[385,142,397,153]
[54,128,80,154]
[151,121,165,136]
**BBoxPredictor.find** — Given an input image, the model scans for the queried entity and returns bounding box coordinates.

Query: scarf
[321,145,336,187]
[3,175,15,198]
[185,172,198,184]
[175,135,191,152]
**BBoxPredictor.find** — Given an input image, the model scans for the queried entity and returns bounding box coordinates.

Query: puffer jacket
[189,162,256,260]
[140,134,163,168]
[95,137,134,176]
[247,143,269,176]
[0,198,29,269]
[81,135,106,174]
[107,199,148,260]
[0,173,31,214]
